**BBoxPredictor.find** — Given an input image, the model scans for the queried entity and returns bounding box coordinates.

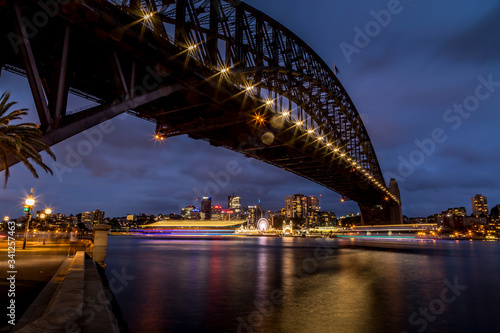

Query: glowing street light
[3,216,8,222]
[23,188,35,250]
[44,208,52,215]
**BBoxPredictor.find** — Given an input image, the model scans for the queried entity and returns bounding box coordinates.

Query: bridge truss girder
[0,0,401,216]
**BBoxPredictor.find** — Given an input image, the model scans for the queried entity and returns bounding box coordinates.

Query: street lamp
[3,216,8,222]
[44,208,52,215]
[22,188,35,250]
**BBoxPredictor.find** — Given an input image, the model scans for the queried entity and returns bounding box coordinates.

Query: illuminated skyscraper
[201,197,212,220]
[285,194,306,219]
[285,194,320,224]
[247,205,264,227]
[228,195,242,216]
[471,194,488,217]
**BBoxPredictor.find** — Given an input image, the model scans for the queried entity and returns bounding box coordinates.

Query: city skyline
[1,0,500,218]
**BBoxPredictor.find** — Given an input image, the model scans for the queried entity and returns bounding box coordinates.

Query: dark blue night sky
[1,0,500,218]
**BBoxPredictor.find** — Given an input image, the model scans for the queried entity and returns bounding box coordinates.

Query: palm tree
[0,92,55,187]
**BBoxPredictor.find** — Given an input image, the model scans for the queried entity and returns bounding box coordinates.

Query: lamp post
[22,188,35,250]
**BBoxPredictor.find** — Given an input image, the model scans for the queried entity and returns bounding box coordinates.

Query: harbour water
[105,236,500,333]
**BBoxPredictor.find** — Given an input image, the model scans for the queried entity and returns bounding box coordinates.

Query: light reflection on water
[105,237,500,333]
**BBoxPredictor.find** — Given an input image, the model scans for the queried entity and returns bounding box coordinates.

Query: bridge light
[282,111,290,117]
[295,121,303,126]
[326,143,332,146]
[317,136,323,141]
[340,153,345,157]
[144,13,154,20]
[333,148,339,152]
[307,129,314,134]
[188,44,197,51]
[220,68,229,73]
[266,99,273,106]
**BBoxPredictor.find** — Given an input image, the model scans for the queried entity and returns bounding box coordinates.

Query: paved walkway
[0,240,72,331]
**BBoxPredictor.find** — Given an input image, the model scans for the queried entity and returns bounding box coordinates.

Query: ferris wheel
[257,218,270,232]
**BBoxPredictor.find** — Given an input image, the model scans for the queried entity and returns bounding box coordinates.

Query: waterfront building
[471,194,488,217]
[247,205,264,227]
[444,207,467,216]
[93,209,105,225]
[490,204,500,222]
[181,206,199,219]
[285,194,320,225]
[228,195,242,217]
[81,211,94,230]
[318,211,337,227]
[126,214,136,222]
[202,197,212,220]
[212,205,222,220]
[306,195,320,226]
[285,194,306,219]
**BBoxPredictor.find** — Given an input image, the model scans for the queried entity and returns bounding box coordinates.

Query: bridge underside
[0,0,401,224]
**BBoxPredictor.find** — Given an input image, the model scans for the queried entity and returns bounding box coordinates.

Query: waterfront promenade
[0,240,70,331]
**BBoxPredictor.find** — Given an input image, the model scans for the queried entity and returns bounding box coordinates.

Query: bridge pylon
[359,178,403,225]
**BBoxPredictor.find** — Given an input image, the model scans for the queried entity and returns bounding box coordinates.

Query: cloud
[437,4,500,64]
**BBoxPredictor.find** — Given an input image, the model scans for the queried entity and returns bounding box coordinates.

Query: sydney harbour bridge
[0,0,402,224]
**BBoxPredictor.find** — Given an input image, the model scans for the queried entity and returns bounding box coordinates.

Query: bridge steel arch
[0,0,402,224]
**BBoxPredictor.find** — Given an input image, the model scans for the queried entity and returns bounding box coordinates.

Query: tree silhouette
[0,92,55,187]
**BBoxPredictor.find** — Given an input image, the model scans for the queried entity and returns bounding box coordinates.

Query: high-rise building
[306,195,320,225]
[81,212,94,230]
[285,194,320,225]
[93,209,105,225]
[201,197,212,220]
[285,194,306,219]
[228,195,242,216]
[247,205,264,227]
[471,194,488,217]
